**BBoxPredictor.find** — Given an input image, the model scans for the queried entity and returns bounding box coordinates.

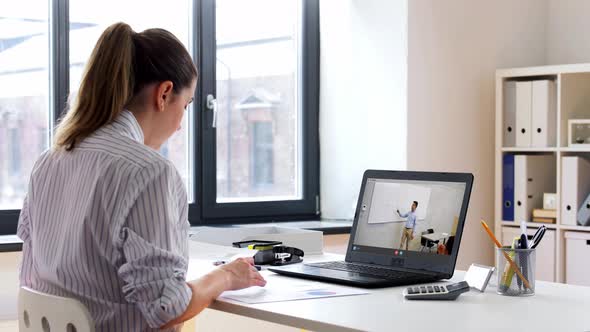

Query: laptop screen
[347,173,472,275]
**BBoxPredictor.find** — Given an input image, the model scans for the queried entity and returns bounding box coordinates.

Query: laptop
[269,170,474,288]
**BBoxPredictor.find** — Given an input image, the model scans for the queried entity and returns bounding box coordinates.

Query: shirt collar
[110,110,144,144]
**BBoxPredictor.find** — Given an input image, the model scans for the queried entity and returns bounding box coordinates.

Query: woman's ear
[155,81,174,112]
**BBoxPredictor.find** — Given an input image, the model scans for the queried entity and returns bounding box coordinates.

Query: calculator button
[420,287,426,292]
[427,286,434,293]
[434,286,440,292]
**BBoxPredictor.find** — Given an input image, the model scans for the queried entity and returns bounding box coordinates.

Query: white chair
[18,287,94,332]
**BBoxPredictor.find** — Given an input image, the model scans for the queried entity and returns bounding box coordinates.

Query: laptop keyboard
[306,261,427,280]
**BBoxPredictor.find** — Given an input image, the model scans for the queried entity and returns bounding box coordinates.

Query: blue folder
[503,154,515,221]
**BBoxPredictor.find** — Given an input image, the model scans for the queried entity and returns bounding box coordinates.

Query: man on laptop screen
[269,170,473,288]
[361,179,464,256]
[397,200,419,250]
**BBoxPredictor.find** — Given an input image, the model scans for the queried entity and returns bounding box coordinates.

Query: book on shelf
[533,208,557,219]
[532,217,556,224]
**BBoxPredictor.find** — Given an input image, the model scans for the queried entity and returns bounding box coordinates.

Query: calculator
[403,281,470,300]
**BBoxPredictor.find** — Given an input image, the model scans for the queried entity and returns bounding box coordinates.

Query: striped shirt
[17,110,191,331]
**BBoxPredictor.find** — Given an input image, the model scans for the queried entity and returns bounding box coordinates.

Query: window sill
[190,219,352,235]
[1,220,352,253]
[0,235,22,252]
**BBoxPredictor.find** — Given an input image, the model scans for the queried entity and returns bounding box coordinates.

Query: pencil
[480,220,532,290]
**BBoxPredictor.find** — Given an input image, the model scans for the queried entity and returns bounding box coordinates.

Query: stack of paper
[220,272,369,304]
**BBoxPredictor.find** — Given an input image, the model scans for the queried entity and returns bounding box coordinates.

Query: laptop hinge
[390,266,442,277]
[351,261,444,277]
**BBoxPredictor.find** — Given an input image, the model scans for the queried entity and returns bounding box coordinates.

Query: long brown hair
[53,22,197,150]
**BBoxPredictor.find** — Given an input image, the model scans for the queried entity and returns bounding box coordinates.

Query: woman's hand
[162,257,266,329]
[219,257,267,290]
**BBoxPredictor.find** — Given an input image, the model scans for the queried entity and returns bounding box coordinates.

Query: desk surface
[3,242,590,332]
[421,232,450,242]
[187,242,590,332]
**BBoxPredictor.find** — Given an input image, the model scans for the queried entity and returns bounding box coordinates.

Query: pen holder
[496,247,535,296]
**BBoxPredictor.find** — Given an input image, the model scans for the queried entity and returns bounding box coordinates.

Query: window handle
[206,94,218,128]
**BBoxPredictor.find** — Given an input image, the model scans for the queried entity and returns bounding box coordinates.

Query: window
[69,0,194,200]
[9,127,21,176]
[0,0,319,234]
[214,0,300,202]
[200,0,319,220]
[0,1,50,229]
[250,121,274,189]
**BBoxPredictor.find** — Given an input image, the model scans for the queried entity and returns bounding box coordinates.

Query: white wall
[407,0,547,268]
[320,0,590,269]
[546,0,590,64]
[319,0,408,219]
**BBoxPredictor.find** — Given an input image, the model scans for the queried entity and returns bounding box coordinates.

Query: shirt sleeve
[17,151,48,288]
[117,164,191,329]
[17,194,34,287]
[399,212,409,218]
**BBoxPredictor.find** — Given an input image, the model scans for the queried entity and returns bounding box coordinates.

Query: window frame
[195,0,320,223]
[0,0,68,235]
[0,0,320,235]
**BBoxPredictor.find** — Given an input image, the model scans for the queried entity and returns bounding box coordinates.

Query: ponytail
[53,22,197,151]
[54,22,135,150]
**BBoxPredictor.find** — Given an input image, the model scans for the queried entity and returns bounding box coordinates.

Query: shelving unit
[495,63,590,284]
[499,221,557,230]
[560,147,590,153]
[500,147,558,152]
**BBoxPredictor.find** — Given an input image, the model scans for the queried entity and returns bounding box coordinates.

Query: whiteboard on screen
[367,182,431,224]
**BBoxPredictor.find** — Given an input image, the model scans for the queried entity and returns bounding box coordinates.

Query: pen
[529,225,546,249]
[519,221,528,248]
[213,260,262,271]
[518,221,529,290]
[513,238,523,289]
[480,220,532,290]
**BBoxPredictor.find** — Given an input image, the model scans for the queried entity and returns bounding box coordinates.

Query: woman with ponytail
[17,22,265,331]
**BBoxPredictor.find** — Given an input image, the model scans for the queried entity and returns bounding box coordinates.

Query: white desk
[420,232,450,252]
[3,242,590,331]
[187,242,590,332]
[421,232,450,243]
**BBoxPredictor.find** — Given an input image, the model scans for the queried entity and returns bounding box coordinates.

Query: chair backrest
[18,287,95,332]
